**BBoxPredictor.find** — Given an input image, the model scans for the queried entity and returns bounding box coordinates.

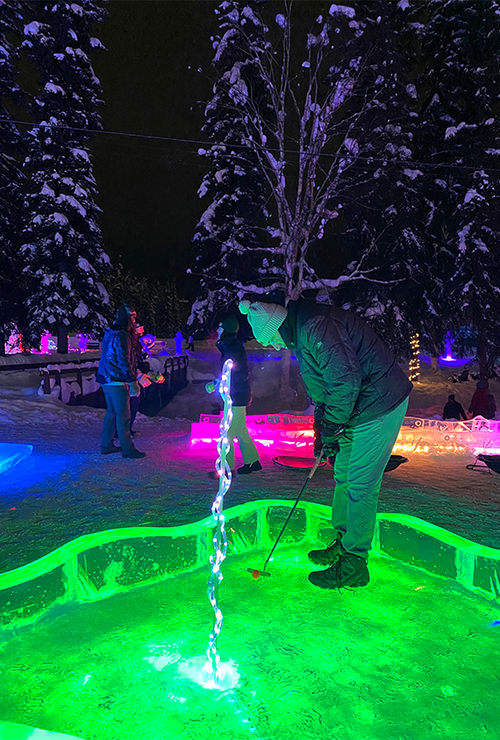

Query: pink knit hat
[239,300,288,346]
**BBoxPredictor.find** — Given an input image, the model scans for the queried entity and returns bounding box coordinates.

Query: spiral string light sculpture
[205,358,234,687]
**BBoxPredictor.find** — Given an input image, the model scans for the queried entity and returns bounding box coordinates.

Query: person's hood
[104,327,126,338]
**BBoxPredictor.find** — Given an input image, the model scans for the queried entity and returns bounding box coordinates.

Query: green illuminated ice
[0,545,498,740]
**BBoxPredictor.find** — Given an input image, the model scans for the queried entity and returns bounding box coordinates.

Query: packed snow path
[0,399,498,572]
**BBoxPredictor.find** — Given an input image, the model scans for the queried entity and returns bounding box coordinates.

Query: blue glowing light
[0,443,33,475]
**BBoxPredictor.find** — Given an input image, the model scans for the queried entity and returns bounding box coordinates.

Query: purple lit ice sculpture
[439,331,472,367]
[40,332,50,354]
[175,331,184,355]
[77,333,88,353]
[440,332,456,362]
[140,333,156,357]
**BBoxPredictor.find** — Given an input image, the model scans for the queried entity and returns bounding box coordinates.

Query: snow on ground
[0,355,499,573]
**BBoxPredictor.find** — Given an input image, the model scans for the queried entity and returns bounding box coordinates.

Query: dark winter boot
[237,460,262,475]
[308,550,369,590]
[308,534,343,566]
[122,449,146,459]
[101,445,121,455]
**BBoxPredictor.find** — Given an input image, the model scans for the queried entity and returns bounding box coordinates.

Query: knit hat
[239,300,288,346]
[221,315,239,334]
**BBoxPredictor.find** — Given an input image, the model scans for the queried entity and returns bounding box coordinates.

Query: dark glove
[314,419,344,458]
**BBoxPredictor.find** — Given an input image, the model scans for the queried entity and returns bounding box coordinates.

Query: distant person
[97,305,146,459]
[442,394,467,421]
[214,315,261,476]
[129,310,150,437]
[188,335,195,352]
[468,380,491,419]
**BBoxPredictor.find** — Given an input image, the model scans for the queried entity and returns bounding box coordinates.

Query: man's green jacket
[279,300,413,428]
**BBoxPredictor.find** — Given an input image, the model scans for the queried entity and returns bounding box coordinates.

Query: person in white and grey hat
[239,297,412,591]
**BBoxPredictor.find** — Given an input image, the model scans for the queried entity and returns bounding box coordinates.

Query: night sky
[91,1,219,296]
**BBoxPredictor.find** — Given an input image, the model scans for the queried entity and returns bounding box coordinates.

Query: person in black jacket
[97,305,146,459]
[216,316,261,475]
[239,298,412,590]
[442,394,467,421]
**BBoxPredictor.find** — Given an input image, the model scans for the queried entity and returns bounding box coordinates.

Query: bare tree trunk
[0,328,5,357]
[57,324,68,354]
[476,327,493,380]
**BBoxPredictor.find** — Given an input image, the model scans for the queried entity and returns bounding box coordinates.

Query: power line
[1,116,499,174]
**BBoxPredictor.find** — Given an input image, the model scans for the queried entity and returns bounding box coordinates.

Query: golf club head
[247,568,271,578]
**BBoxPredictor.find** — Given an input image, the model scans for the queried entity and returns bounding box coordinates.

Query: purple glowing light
[438,331,472,366]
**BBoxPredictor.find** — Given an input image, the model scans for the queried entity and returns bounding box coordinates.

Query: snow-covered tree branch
[189,0,420,328]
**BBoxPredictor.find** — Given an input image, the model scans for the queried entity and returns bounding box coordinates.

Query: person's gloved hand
[314,420,344,458]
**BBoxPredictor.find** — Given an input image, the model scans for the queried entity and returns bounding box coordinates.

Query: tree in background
[0,0,26,355]
[330,0,499,370]
[189,0,271,329]
[422,0,500,378]
[21,0,111,353]
[103,258,184,338]
[190,1,419,332]
[334,0,425,355]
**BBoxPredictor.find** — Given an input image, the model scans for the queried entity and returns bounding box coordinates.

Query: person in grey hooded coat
[239,297,412,591]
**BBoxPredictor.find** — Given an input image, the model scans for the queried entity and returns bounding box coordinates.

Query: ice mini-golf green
[0,535,499,740]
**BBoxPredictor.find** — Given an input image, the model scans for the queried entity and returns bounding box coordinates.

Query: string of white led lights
[205,358,234,686]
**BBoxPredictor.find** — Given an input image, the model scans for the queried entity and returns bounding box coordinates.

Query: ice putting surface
[0,545,498,740]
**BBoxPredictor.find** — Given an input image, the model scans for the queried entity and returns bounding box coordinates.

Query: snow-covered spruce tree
[21,1,110,353]
[418,0,500,378]
[0,0,26,355]
[190,1,422,330]
[189,0,272,329]
[378,0,500,370]
[332,0,427,356]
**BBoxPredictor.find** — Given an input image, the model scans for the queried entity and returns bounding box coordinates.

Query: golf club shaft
[262,450,324,572]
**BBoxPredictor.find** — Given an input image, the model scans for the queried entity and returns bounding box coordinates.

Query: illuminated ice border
[0,500,498,637]
[190,413,500,456]
[0,720,85,739]
[0,443,33,475]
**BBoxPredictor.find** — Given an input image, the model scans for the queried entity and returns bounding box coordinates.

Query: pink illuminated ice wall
[190,413,500,456]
